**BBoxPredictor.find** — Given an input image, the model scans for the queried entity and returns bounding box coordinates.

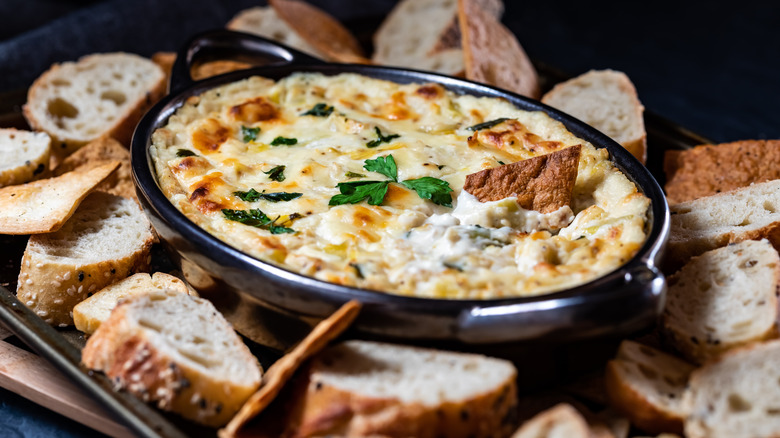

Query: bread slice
[661,240,780,364]
[372,0,503,76]
[0,128,51,187]
[511,403,591,438]
[73,272,195,335]
[278,340,518,437]
[16,191,155,326]
[664,139,780,204]
[604,340,695,435]
[53,136,136,202]
[227,6,324,59]
[666,179,780,268]
[681,339,780,438]
[23,52,166,160]
[542,70,647,164]
[82,290,262,427]
[459,0,540,98]
[0,160,119,235]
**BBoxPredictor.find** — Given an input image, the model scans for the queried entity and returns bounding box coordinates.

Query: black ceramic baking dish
[132,30,670,345]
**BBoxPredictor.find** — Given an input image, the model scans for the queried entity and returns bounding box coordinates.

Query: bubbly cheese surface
[151,73,649,299]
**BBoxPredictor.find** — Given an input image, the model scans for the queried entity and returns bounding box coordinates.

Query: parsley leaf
[271,136,298,146]
[329,181,390,206]
[401,177,453,207]
[263,165,286,182]
[176,149,197,157]
[241,125,260,143]
[222,208,296,234]
[363,155,397,181]
[234,189,302,203]
[345,171,366,178]
[301,103,334,117]
[466,118,509,131]
[366,127,400,148]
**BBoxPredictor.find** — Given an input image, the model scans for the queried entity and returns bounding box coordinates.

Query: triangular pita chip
[458,0,540,98]
[0,160,120,234]
[219,300,361,438]
[464,145,581,213]
[54,136,136,202]
[269,0,369,64]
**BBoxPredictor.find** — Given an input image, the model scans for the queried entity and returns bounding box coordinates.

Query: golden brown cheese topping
[151,73,650,299]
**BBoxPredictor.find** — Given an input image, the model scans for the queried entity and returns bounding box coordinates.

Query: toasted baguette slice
[682,339,780,438]
[511,403,591,438]
[661,240,780,364]
[73,272,195,335]
[53,136,136,201]
[227,6,324,59]
[279,340,518,437]
[23,52,166,159]
[16,191,155,326]
[664,139,780,204]
[82,290,262,427]
[0,128,51,187]
[542,70,647,163]
[604,340,695,435]
[667,179,780,268]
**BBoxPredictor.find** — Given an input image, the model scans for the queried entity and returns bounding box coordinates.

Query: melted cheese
[151,73,650,299]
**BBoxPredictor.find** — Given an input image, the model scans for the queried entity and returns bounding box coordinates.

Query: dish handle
[456,265,666,344]
[170,29,324,94]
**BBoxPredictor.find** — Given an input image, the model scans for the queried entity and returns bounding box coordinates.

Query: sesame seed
[31,294,37,300]
[25,301,34,306]
[52,280,62,287]
[25,260,30,267]
[53,299,63,305]
[35,263,43,268]
[191,393,200,404]
[36,310,48,317]
[25,279,33,285]
[104,272,110,277]
[77,285,83,294]
[89,284,96,292]
[58,323,68,328]
[63,272,71,280]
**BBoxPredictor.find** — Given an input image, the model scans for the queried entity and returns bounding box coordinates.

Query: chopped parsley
[234,188,302,203]
[329,154,452,207]
[301,103,334,117]
[271,136,298,146]
[222,208,296,234]
[240,125,260,143]
[263,165,286,182]
[497,160,506,165]
[366,127,400,148]
[344,171,366,178]
[466,118,509,131]
[176,149,197,157]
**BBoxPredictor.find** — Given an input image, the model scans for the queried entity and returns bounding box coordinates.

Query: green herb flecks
[222,208,296,234]
[176,149,197,157]
[263,165,286,182]
[270,136,298,146]
[466,118,509,131]
[401,177,453,207]
[363,155,397,181]
[234,188,302,203]
[366,127,400,148]
[345,171,366,178]
[329,180,390,206]
[241,125,260,143]
[301,103,334,117]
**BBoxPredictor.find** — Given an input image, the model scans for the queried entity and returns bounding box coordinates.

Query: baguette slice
[227,6,324,59]
[542,70,647,164]
[511,403,591,438]
[53,136,136,201]
[16,191,155,326]
[682,339,780,438]
[0,128,51,187]
[664,139,780,203]
[604,340,695,435]
[73,272,195,335]
[82,290,262,427]
[23,52,166,159]
[667,179,780,268]
[661,240,780,364]
[279,340,518,438]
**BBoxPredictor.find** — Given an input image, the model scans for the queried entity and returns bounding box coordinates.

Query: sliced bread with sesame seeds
[23,52,166,162]
[16,191,155,326]
[681,339,780,438]
[73,272,196,335]
[275,339,518,437]
[604,340,695,435]
[511,403,591,438]
[82,290,263,427]
[660,239,780,365]
[0,128,51,187]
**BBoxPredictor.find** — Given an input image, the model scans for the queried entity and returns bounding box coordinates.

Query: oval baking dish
[132,30,669,344]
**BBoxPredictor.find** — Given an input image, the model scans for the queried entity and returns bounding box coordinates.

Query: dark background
[0,0,778,436]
